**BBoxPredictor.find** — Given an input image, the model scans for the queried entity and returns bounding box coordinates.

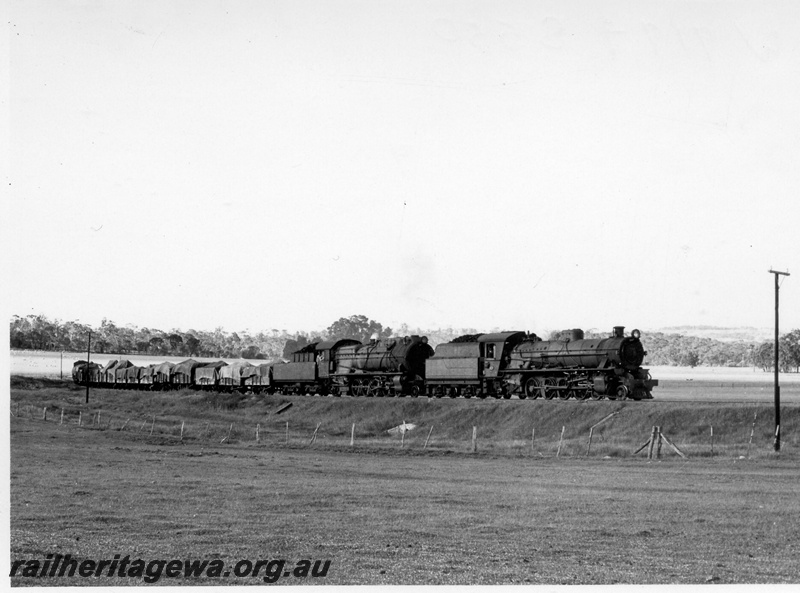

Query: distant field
[649,365,800,383]
[648,365,800,403]
[9,349,266,378]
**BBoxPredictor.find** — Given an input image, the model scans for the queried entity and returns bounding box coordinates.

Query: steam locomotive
[73,326,657,400]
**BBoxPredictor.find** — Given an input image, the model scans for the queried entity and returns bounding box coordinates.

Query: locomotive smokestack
[613,326,625,338]
[571,329,584,341]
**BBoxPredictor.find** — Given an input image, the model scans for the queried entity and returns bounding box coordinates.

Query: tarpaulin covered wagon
[71,361,102,385]
[113,360,135,384]
[195,361,228,388]
[171,359,204,386]
[100,360,120,384]
[243,363,272,390]
[218,361,254,390]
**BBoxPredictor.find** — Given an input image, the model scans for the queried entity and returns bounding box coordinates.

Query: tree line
[9,314,800,371]
[549,328,800,371]
[8,314,404,360]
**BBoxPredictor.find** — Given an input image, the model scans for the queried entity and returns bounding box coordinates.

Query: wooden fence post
[78,411,82,427]
[285,421,289,445]
[633,436,651,455]
[556,426,565,458]
[121,418,130,431]
[60,409,64,425]
[424,425,434,450]
[42,407,47,421]
[350,423,355,447]
[647,426,657,460]
[586,411,619,456]
[747,412,757,459]
[139,419,147,432]
[659,431,686,458]
[180,421,185,441]
[401,424,406,449]
[309,422,321,445]
[531,427,536,455]
[656,426,663,459]
[710,425,714,456]
[256,423,260,443]
[149,415,155,436]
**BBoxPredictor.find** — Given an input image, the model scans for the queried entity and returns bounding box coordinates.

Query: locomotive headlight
[632,329,641,339]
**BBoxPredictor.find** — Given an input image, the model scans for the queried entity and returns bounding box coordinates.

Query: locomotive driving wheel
[615,385,629,401]
[573,386,591,400]
[543,377,558,400]
[368,379,384,397]
[524,377,542,400]
[557,378,571,400]
[351,378,367,397]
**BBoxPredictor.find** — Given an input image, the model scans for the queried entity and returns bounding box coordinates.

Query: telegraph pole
[768,269,789,452]
[86,330,92,404]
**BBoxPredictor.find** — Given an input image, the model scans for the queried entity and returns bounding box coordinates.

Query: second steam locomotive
[74,326,658,400]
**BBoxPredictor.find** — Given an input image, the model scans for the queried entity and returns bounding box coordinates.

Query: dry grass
[10,412,800,585]
[9,377,800,458]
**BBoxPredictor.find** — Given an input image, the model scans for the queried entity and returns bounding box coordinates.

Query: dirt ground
[9,412,800,585]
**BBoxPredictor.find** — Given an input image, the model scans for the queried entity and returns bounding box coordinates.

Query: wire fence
[9,401,795,460]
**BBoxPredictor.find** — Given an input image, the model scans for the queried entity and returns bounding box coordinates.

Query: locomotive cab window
[486,343,495,359]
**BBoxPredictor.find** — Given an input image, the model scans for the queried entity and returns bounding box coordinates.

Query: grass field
[9,377,800,585]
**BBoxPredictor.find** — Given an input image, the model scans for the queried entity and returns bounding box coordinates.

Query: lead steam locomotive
[73,326,657,400]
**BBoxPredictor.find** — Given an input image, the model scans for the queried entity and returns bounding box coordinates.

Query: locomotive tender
[72,326,657,400]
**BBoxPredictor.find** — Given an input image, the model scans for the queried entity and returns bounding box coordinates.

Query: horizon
[8,311,790,342]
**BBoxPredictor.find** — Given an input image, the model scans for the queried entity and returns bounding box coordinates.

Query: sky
[5,0,800,337]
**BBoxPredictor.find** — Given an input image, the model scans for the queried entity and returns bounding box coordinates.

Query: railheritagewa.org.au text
[10,554,331,584]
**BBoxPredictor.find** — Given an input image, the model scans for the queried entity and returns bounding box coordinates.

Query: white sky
[5,0,800,336]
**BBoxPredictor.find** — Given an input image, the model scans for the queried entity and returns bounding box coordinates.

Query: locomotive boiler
[506,326,657,400]
[335,334,435,396]
[425,326,657,400]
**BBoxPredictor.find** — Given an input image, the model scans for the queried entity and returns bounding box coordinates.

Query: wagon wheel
[410,385,420,398]
[447,386,458,398]
[463,386,474,399]
[615,385,629,401]
[543,377,558,400]
[524,377,542,400]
